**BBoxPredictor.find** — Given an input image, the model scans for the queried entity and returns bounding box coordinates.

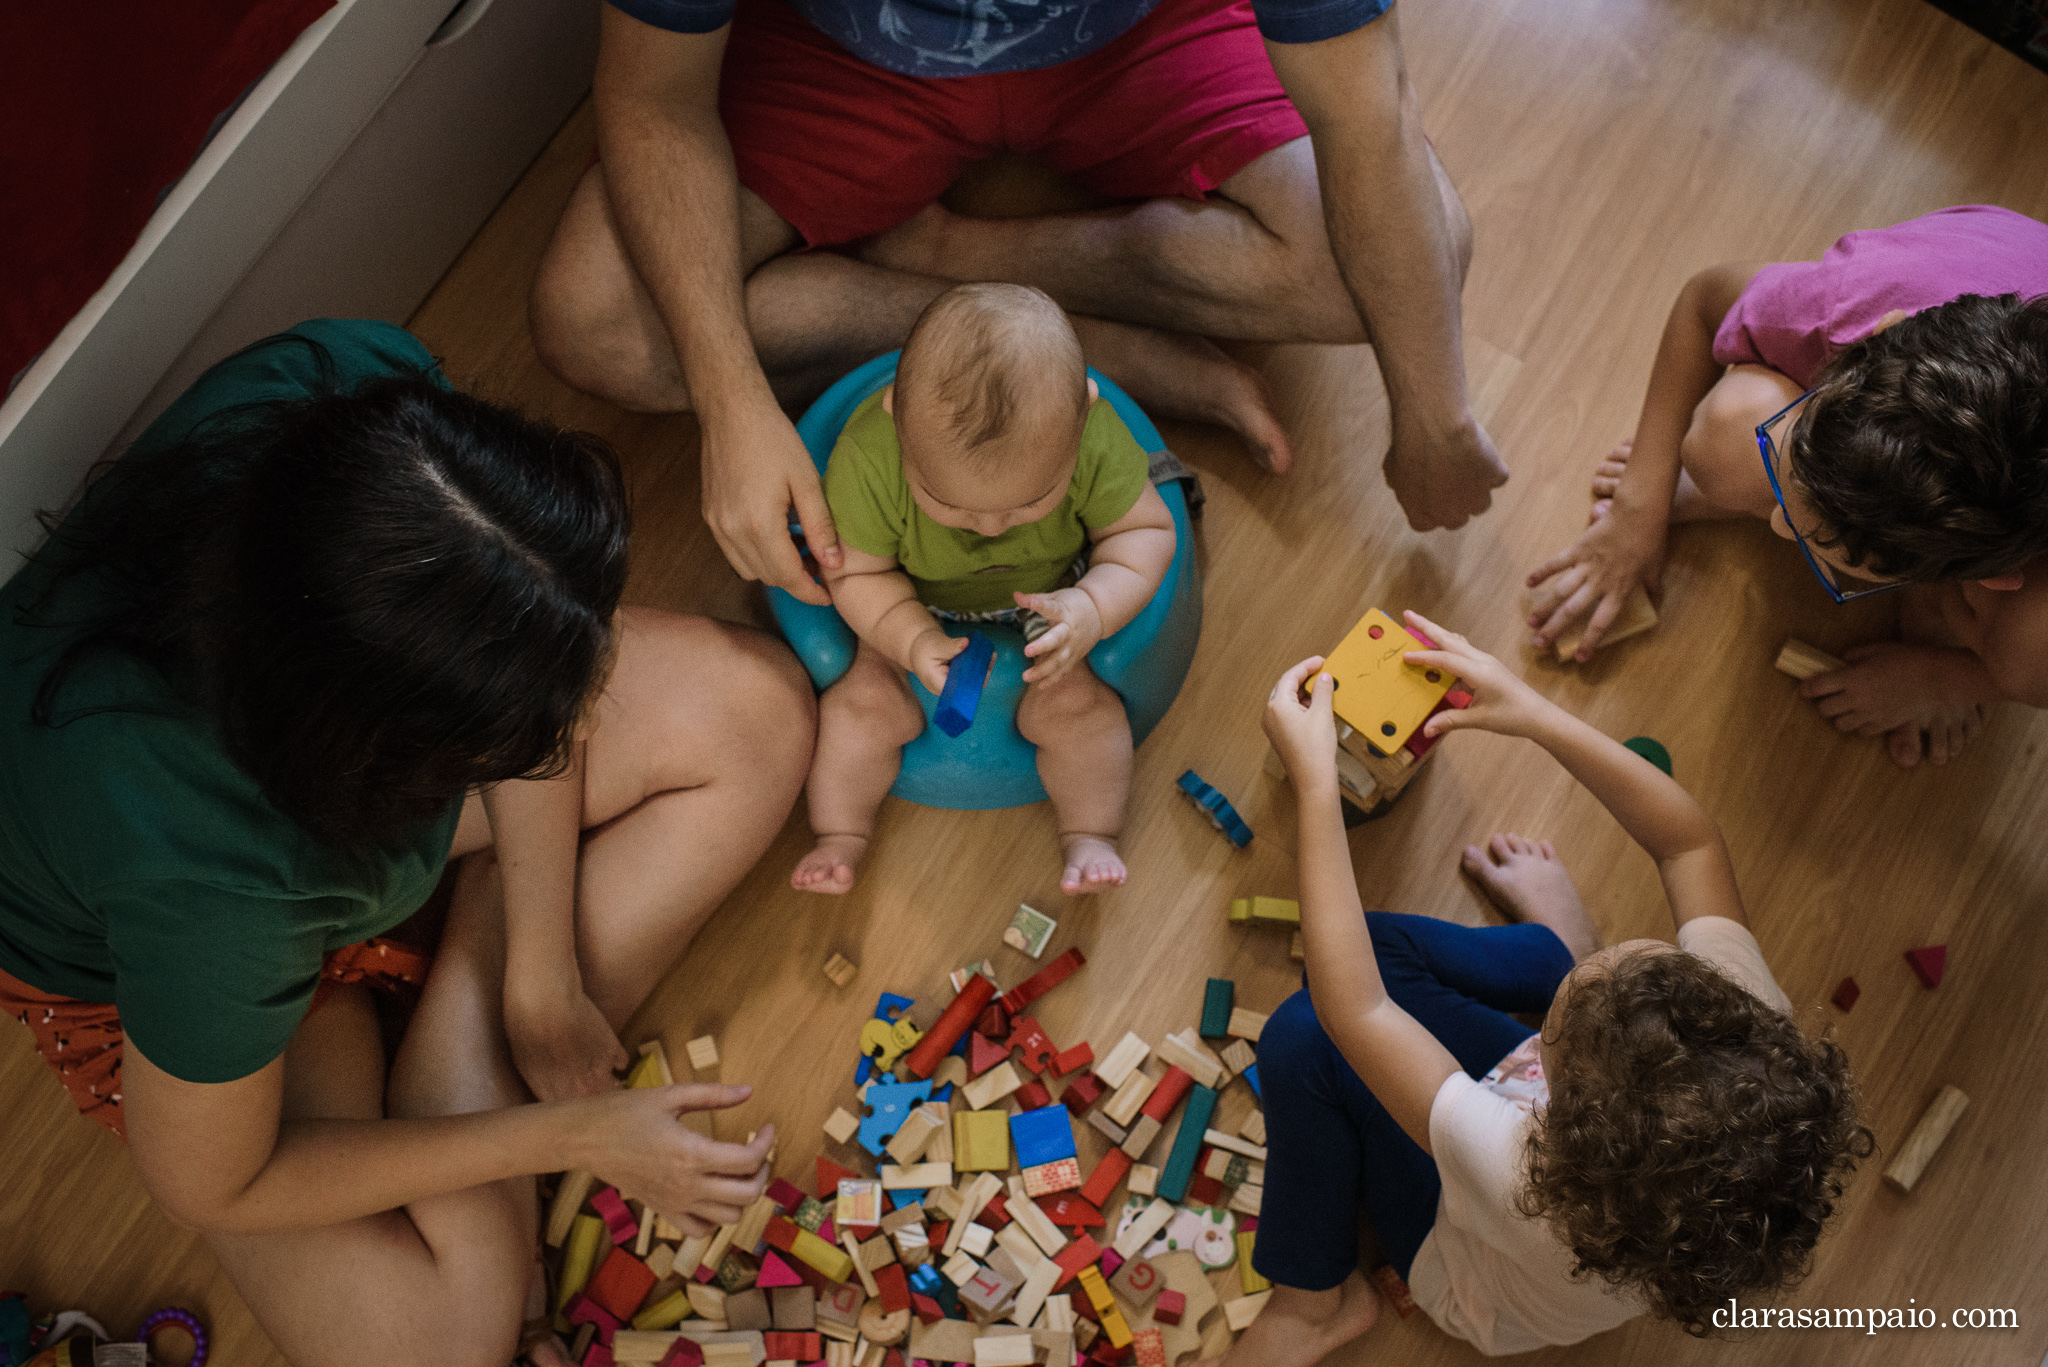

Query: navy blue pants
[1250,912,1575,1289]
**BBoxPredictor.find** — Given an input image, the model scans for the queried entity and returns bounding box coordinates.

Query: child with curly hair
[1525,205,2048,767]
[1222,613,1870,1360]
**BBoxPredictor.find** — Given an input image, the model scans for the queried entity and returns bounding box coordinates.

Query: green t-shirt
[0,319,462,1084]
[823,392,1151,614]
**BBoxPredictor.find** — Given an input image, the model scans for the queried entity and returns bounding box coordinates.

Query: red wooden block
[1152,1290,1185,1326]
[1078,1149,1130,1209]
[976,1001,1013,1041]
[767,1178,806,1212]
[1051,1041,1095,1077]
[968,1032,1010,1078]
[1037,1193,1105,1227]
[764,1216,801,1253]
[1061,1073,1108,1115]
[817,1157,860,1199]
[1831,977,1860,1012]
[1140,1067,1192,1121]
[912,1293,946,1325]
[585,1345,615,1367]
[1185,1173,1224,1207]
[1099,1248,1123,1278]
[818,1216,838,1246]
[927,1220,949,1250]
[765,1334,822,1361]
[657,1339,704,1367]
[1014,1080,1053,1112]
[976,1192,1012,1229]
[590,1186,639,1246]
[1087,1339,1129,1367]
[1069,1290,1098,1324]
[566,1292,622,1344]
[584,1247,658,1322]
[1905,945,1946,989]
[885,1351,906,1367]
[1007,1015,1059,1074]
[1131,1328,1167,1367]
[1051,1233,1103,1289]
[874,1262,912,1315]
[1000,948,1087,1015]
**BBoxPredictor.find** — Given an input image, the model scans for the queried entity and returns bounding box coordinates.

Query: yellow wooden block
[1228,896,1299,926]
[791,1226,857,1283]
[1324,609,1452,755]
[633,1289,694,1330]
[557,1213,605,1311]
[953,1109,1012,1171]
[1237,1233,1269,1293]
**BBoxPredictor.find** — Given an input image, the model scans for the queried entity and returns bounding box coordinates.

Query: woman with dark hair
[0,319,816,1362]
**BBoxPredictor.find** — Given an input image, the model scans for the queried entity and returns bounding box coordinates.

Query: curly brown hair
[1519,947,1874,1336]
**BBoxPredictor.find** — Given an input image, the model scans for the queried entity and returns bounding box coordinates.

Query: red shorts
[717,0,1309,247]
[0,937,431,1140]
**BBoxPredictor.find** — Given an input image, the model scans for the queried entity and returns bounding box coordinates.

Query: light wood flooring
[6,0,2048,1362]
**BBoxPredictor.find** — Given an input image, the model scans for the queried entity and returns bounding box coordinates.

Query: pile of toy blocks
[537,943,1286,1367]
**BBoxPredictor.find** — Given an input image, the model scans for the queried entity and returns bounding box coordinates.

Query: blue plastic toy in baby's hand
[934,631,996,738]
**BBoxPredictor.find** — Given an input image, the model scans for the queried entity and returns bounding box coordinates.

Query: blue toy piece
[768,352,1202,810]
[1244,1064,1260,1100]
[934,631,996,738]
[1176,770,1253,848]
[909,1264,945,1297]
[855,992,919,1086]
[857,1079,933,1158]
[1009,1104,1080,1169]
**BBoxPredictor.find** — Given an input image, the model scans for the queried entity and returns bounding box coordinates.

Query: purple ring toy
[135,1308,207,1367]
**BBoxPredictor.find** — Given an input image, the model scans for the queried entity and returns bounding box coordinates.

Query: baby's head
[1787,292,2048,583]
[1523,942,1872,1336]
[887,283,1096,537]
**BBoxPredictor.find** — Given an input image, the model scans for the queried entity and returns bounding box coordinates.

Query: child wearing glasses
[1230,618,1869,1363]
[1525,205,2048,767]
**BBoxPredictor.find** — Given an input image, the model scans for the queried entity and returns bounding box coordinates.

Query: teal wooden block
[1199,978,1235,1038]
[1156,1085,1219,1203]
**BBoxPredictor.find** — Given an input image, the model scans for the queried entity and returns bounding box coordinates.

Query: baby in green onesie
[793,283,1178,896]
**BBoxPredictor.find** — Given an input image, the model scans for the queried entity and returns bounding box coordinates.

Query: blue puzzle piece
[931,1082,954,1104]
[1176,769,1253,848]
[909,1264,945,1296]
[876,992,915,1021]
[933,631,996,737]
[858,1079,934,1158]
[1009,1104,1080,1169]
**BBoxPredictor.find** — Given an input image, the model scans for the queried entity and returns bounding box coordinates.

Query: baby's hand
[1400,611,1553,741]
[1262,656,1338,790]
[1019,589,1102,685]
[908,630,970,696]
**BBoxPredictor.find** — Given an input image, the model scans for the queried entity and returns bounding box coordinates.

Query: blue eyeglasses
[1756,391,1902,604]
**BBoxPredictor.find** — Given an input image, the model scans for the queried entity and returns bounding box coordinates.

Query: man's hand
[907,628,970,696]
[700,401,842,606]
[507,979,630,1103]
[1019,588,1104,685]
[1383,414,1510,532]
[582,1086,774,1238]
[1525,492,1668,659]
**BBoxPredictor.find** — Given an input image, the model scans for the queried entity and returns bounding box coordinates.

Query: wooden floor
[7,0,2048,1362]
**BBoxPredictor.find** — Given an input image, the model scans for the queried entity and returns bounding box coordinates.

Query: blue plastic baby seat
[768,351,1203,810]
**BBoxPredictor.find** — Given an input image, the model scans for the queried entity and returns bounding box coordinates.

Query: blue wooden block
[1176,770,1252,847]
[858,1079,934,1157]
[1156,1085,1219,1203]
[910,1264,945,1296]
[934,631,996,738]
[1009,1104,1079,1169]
[1244,1064,1260,1100]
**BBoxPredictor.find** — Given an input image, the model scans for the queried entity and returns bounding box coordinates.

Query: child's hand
[1525,488,1667,660]
[908,629,971,696]
[1263,656,1339,790]
[1019,589,1103,685]
[1401,611,1555,741]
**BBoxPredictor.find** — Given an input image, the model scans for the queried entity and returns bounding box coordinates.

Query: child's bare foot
[1800,642,1987,768]
[792,834,870,894]
[1059,834,1128,896]
[1587,436,1742,525]
[1193,1273,1380,1367]
[1461,833,1602,962]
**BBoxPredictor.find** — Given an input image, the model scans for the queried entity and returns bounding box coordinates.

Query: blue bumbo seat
[768,351,1203,810]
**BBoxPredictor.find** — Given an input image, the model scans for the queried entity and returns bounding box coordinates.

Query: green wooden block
[1200,978,1235,1037]
[1156,1085,1219,1203]
[793,1196,830,1233]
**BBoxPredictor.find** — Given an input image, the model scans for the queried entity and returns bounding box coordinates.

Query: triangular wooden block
[1905,945,1946,989]
[757,1250,806,1288]
[818,1155,860,1199]
[968,1032,1010,1078]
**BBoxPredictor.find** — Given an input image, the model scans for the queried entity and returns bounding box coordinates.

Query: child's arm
[826,544,970,693]
[1018,483,1176,684]
[1527,262,1769,660]
[488,748,631,1103]
[1264,657,1462,1151]
[1404,612,1746,931]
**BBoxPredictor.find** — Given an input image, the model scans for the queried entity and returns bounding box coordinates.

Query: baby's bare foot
[1461,833,1601,962]
[1059,834,1128,896]
[792,834,870,894]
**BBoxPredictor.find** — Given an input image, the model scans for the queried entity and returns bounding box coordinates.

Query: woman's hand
[1263,656,1338,791]
[1524,473,1668,660]
[582,1086,775,1237]
[1019,588,1104,685]
[507,980,629,1103]
[1401,611,1555,741]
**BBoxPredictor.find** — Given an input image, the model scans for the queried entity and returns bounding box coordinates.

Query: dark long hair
[20,336,631,854]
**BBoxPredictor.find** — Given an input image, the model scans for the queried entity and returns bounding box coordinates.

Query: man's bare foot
[1059,834,1128,896]
[1586,437,1741,525]
[792,834,870,894]
[859,202,961,279]
[1461,833,1602,963]
[1069,316,1294,474]
[1800,641,1987,768]
[1194,1273,1380,1367]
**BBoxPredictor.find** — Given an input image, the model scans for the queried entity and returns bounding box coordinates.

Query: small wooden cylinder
[1884,1084,1969,1194]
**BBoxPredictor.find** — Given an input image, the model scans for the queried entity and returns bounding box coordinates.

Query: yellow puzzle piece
[1322,609,1453,755]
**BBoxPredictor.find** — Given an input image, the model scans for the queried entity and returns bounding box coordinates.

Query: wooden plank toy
[1554,581,1658,661]
[1227,897,1298,927]
[1884,1085,1969,1194]
[1199,979,1234,1038]
[823,954,859,988]
[1175,770,1253,848]
[686,1036,721,1073]
[1776,639,1846,680]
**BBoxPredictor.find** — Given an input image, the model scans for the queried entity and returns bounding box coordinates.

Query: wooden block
[973,1337,1036,1367]
[1325,609,1453,751]
[687,1036,721,1072]
[893,1222,932,1265]
[888,1107,946,1164]
[1202,1130,1267,1161]
[1085,1110,1128,1145]
[1102,1070,1158,1127]
[1236,1111,1265,1146]
[959,1261,1022,1316]
[944,1252,982,1287]
[1228,1183,1262,1217]
[733,1194,779,1253]
[1039,1296,1075,1332]
[1554,581,1657,660]
[944,1174,1006,1257]
[637,1203,659,1257]
[824,953,860,988]
[963,1062,1025,1112]
[843,1232,882,1296]
[1130,1328,1167,1367]
[922,1102,955,1163]
[1775,638,1846,680]
[1005,1176,1071,1257]
[1111,1199,1176,1260]
[1217,1040,1256,1078]
[1094,1033,1151,1089]
[1108,1255,1163,1310]
[995,1221,1047,1273]
[1289,933,1303,963]
[1156,1032,1225,1091]
[647,1242,678,1281]
[960,1221,995,1258]
[1222,1291,1271,1332]
[858,1300,913,1346]
[1831,977,1861,1012]
[858,1233,897,1272]
[1126,1165,1159,1197]
[1119,1114,1163,1159]
[1199,979,1235,1038]
[818,1282,867,1329]
[1156,1088,1220,1203]
[825,1108,860,1146]
[1235,1234,1268,1294]
[547,1168,599,1248]
[688,1283,730,1322]
[926,1183,966,1221]
[883,1162,955,1190]
[906,1319,981,1363]
[1884,1085,1969,1194]
[726,1289,773,1332]
[955,1110,1013,1172]
[1224,1008,1266,1042]
[882,1202,926,1235]
[1010,1257,1065,1329]
[772,1286,816,1330]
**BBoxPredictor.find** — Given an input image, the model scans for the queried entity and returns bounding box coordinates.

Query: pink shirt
[1712,205,2048,388]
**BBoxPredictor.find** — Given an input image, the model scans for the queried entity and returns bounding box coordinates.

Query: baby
[1527,205,2048,766]
[791,283,1177,895]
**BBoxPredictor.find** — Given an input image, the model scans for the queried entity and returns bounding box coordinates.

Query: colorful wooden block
[1227,897,1299,926]
[904,976,998,1080]
[1014,1079,1053,1112]
[1199,980,1235,1038]
[998,947,1087,1017]
[1012,1105,1080,1168]
[1176,770,1253,848]
[1831,977,1860,1012]
[874,1262,913,1315]
[585,1248,660,1322]
[859,1080,936,1158]
[1023,1157,1083,1197]
[954,1109,1012,1172]
[1905,944,1947,989]
[1156,1087,1219,1203]
[934,630,996,737]
[1004,902,1058,959]
[1151,1289,1185,1326]
[1076,1149,1131,1210]
[1051,1041,1095,1077]
[1324,609,1451,752]
[837,1180,883,1228]
[1007,1016,1060,1075]
[1060,1073,1107,1114]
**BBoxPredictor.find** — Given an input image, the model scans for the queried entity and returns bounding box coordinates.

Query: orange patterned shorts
[0,936,431,1140]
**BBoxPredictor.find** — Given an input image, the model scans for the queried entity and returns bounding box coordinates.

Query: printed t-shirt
[1406,917,1795,1355]
[1713,205,2048,388]
[824,390,1150,614]
[608,0,1388,76]
[0,319,463,1085]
